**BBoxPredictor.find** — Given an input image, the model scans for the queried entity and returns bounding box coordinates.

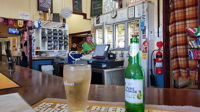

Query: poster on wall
[103,0,119,14]
[38,0,53,12]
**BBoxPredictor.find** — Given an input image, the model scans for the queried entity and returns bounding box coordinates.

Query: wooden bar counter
[0,62,200,107]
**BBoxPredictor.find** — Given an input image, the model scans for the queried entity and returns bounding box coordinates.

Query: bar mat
[32,98,200,112]
[0,73,19,90]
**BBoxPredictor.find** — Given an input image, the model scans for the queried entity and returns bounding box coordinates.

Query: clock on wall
[111,10,117,18]
[38,0,52,12]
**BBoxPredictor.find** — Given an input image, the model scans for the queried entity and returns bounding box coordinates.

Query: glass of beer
[63,64,91,112]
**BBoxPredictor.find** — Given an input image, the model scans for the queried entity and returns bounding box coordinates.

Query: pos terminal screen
[93,45,109,58]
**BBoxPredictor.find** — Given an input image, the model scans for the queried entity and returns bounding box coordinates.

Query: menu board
[91,0,102,17]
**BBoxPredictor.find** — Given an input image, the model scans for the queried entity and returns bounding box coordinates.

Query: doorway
[69,31,91,52]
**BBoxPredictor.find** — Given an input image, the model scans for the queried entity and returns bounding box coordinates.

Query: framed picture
[128,6,135,19]
[38,0,53,12]
[73,0,82,12]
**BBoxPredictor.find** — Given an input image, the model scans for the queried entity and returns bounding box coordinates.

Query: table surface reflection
[0,62,200,107]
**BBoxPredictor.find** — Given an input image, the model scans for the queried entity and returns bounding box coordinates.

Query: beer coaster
[0,73,19,90]
[32,98,200,112]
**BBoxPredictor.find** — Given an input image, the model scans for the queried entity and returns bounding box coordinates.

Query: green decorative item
[195,26,200,37]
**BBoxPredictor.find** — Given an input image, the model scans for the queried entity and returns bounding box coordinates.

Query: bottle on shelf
[124,35,144,112]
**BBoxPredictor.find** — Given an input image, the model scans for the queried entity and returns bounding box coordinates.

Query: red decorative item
[142,40,148,53]
[186,28,197,37]
[23,32,28,41]
[8,19,15,27]
[0,17,4,24]
[26,20,33,27]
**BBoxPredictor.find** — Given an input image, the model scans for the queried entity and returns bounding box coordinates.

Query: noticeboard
[91,0,102,17]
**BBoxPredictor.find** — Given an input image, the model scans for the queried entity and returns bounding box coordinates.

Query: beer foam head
[64,64,91,71]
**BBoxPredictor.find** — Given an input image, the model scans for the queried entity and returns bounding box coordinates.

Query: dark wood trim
[69,31,91,36]
[73,11,91,20]
[163,0,170,88]
[29,34,32,69]
[73,11,87,19]
[198,0,200,25]
[0,42,2,61]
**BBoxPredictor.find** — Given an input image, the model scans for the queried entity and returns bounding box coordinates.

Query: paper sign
[19,12,30,20]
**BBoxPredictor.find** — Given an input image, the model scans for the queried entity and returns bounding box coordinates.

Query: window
[73,0,82,13]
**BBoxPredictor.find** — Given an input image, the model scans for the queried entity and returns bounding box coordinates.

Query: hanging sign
[17,20,24,28]
[19,12,30,20]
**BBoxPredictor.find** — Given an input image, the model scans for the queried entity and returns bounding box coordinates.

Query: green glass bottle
[125,36,144,112]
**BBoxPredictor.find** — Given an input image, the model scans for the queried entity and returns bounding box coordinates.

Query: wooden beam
[163,0,170,88]
[69,31,91,36]
[0,42,2,61]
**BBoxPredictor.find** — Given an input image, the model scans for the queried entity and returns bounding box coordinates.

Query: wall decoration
[8,19,15,27]
[17,20,24,28]
[0,18,4,24]
[103,0,119,14]
[128,6,135,19]
[38,0,53,12]
[73,0,82,12]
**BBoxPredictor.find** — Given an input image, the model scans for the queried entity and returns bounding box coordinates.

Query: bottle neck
[129,53,140,65]
[129,42,140,65]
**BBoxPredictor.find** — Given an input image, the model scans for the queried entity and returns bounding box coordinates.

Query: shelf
[188,59,200,61]
[187,47,200,49]
[187,68,200,71]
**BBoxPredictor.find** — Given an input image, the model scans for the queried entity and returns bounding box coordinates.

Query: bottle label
[130,43,139,57]
[125,78,143,104]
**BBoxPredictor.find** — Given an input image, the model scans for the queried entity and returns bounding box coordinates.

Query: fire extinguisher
[155,41,163,74]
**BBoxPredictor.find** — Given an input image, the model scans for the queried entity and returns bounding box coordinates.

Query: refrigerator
[95,27,103,45]
[128,20,140,45]
[115,23,126,49]
[93,2,158,87]
[105,25,114,49]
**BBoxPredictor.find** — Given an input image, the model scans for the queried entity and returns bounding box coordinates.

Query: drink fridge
[95,27,103,45]
[105,25,114,49]
[92,1,160,87]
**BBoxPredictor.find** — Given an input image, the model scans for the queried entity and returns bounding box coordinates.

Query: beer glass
[63,64,91,112]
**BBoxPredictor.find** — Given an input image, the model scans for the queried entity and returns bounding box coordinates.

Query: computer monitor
[93,44,110,59]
